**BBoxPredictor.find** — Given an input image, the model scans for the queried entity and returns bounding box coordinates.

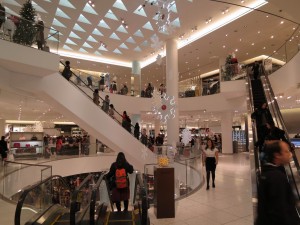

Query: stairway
[251,79,267,109]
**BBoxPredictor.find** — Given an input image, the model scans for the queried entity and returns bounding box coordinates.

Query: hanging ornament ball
[161,105,167,110]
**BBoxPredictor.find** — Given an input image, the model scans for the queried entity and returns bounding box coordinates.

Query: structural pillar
[155,119,160,137]
[221,111,233,154]
[0,119,5,137]
[131,61,141,96]
[166,39,179,147]
[89,135,97,155]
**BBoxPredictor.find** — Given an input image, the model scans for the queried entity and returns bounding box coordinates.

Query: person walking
[122,111,131,133]
[102,95,110,113]
[252,61,261,80]
[105,152,134,212]
[62,61,72,81]
[93,89,100,106]
[202,139,219,190]
[35,19,44,50]
[108,104,115,118]
[0,136,8,161]
[256,141,300,225]
[134,123,140,140]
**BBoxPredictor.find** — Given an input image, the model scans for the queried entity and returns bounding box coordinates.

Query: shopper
[0,4,5,30]
[108,104,115,118]
[0,136,8,161]
[134,123,140,140]
[105,152,134,212]
[252,61,261,80]
[102,95,110,113]
[87,76,93,87]
[99,76,105,91]
[93,89,100,106]
[202,139,219,190]
[62,61,72,81]
[256,141,300,225]
[35,19,44,50]
[122,111,131,133]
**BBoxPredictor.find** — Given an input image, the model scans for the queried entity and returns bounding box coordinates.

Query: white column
[155,119,160,137]
[166,39,179,147]
[89,135,97,155]
[131,61,141,96]
[221,111,233,154]
[0,119,5,137]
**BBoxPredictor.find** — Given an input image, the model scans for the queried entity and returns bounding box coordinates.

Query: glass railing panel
[1,161,52,201]
[0,10,59,54]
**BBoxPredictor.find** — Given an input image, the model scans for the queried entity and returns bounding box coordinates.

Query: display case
[10,132,44,159]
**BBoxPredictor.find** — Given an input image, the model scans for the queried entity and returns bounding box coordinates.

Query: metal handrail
[14,175,70,225]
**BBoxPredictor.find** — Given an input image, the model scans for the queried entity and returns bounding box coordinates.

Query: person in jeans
[105,152,133,212]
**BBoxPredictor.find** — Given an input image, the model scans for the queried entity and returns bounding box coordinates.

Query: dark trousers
[206,170,215,187]
[115,200,128,212]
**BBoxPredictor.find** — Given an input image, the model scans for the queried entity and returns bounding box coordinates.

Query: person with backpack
[62,61,72,81]
[105,152,134,212]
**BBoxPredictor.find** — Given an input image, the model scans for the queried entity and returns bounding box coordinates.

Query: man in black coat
[256,141,300,225]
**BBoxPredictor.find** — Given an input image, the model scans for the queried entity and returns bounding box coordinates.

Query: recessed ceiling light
[257,31,261,34]
[235,49,238,52]
[251,43,254,45]
[270,35,274,39]
[263,46,266,49]
[239,38,242,42]
[225,34,228,37]
[280,21,284,24]
[266,15,269,18]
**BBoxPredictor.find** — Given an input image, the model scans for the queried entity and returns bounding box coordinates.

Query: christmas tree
[13,0,36,46]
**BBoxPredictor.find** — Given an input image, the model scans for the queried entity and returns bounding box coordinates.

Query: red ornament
[161,105,167,110]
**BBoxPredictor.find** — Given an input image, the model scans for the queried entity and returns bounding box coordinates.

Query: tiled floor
[0,153,253,225]
[148,153,254,225]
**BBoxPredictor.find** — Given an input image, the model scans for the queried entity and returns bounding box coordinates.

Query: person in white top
[202,139,219,190]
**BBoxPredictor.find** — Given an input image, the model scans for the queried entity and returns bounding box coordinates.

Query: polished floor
[0,153,253,225]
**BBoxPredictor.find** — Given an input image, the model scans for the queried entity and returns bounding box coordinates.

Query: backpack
[115,168,128,189]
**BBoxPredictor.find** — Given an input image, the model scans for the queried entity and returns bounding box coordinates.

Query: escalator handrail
[261,72,300,172]
[70,173,94,225]
[59,61,143,146]
[89,173,106,225]
[133,172,148,225]
[15,175,70,225]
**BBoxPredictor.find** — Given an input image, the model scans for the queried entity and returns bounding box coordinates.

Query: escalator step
[107,221,133,225]
[105,211,134,225]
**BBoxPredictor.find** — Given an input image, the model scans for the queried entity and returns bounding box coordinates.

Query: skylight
[133,29,144,37]
[52,18,66,28]
[116,25,128,33]
[79,48,88,53]
[32,1,48,13]
[98,19,111,29]
[105,9,118,21]
[69,31,81,39]
[133,5,147,17]
[92,28,104,36]
[83,3,98,15]
[113,0,127,11]
[142,22,153,30]
[171,18,181,27]
[3,0,21,7]
[119,43,129,49]
[99,45,108,51]
[113,48,122,54]
[126,37,136,44]
[3,7,18,16]
[169,2,178,13]
[134,46,142,52]
[82,42,92,48]
[63,45,73,51]
[78,14,91,24]
[58,0,75,9]
[109,32,120,40]
[65,38,77,45]
[141,40,148,46]
[94,51,102,56]
[55,8,70,19]
[73,23,86,32]
[87,36,97,43]
[47,35,58,42]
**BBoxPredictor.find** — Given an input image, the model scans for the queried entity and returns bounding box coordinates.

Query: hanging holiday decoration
[23,121,44,132]
[155,0,175,34]
[150,35,164,51]
[152,90,176,123]
[141,145,149,160]
[181,128,192,146]
[156,54,162,65]
[13,0,37,46]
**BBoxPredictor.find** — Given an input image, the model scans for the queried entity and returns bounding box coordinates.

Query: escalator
[15,172,149,225]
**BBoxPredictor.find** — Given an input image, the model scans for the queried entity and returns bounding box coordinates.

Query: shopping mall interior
[0,0,300,224]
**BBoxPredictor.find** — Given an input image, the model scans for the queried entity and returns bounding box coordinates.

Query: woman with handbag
[202,139,219,190]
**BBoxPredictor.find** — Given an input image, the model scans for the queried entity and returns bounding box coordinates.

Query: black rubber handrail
[59,61,153,151]
[70,174,94,225]
[15,175,70,225]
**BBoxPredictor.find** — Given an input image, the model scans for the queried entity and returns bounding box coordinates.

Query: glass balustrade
[0,10,59,53]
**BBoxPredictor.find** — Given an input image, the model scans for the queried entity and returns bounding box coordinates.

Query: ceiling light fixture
[88,0,95,7]
[205,17,212,24]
